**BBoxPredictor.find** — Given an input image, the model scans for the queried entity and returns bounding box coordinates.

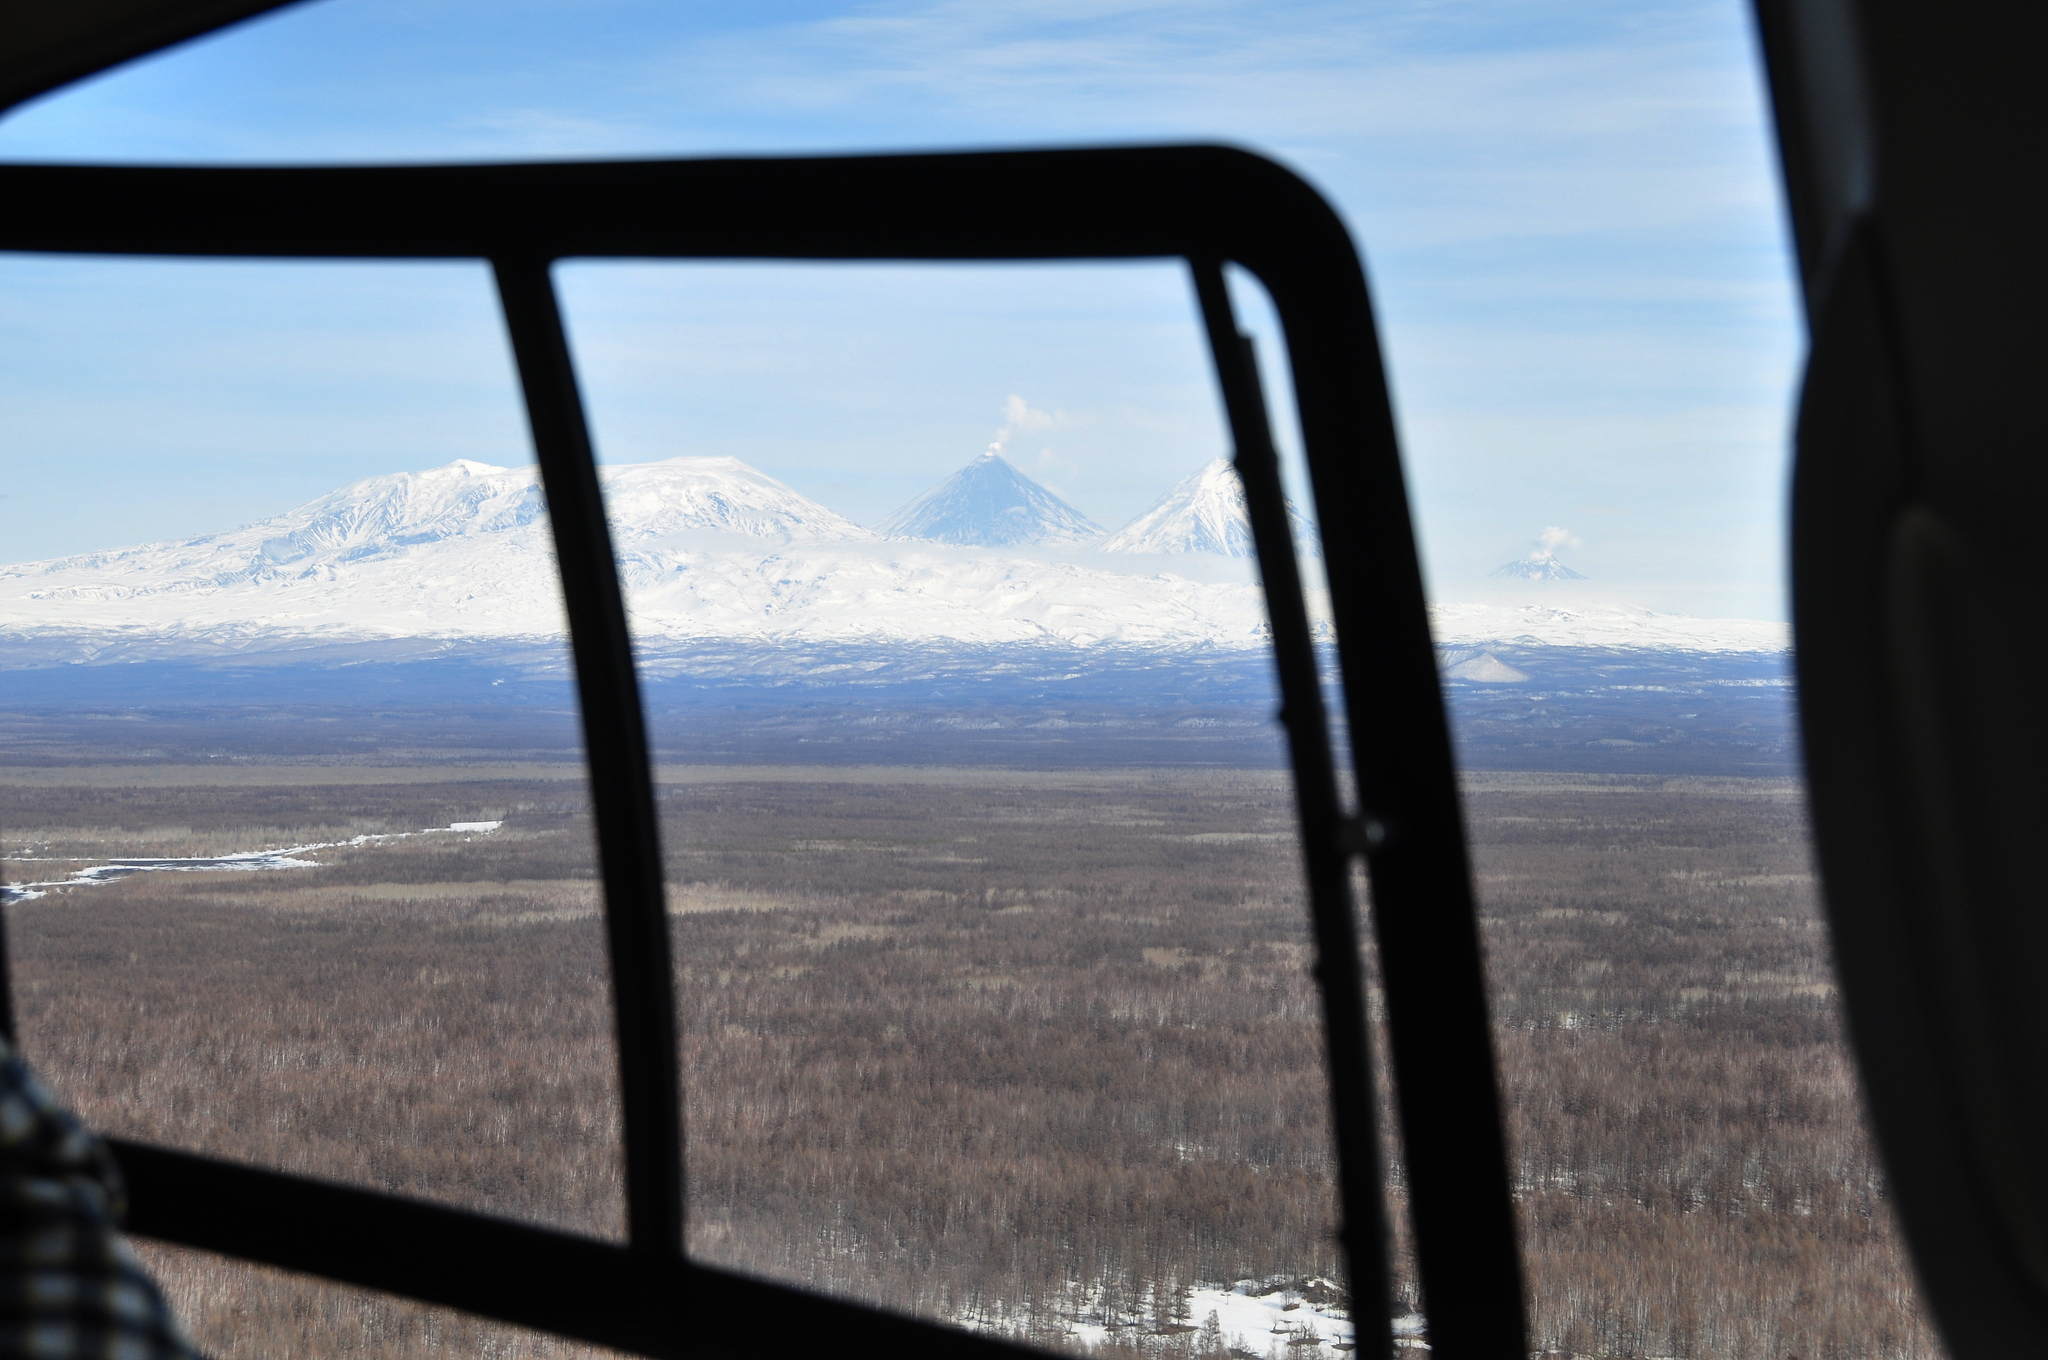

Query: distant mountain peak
[876,451,1102,547]
[1098,459,1319,558]
[1490,556,1587,580]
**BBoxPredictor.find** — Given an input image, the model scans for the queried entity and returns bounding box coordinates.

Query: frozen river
[0,821,502,904]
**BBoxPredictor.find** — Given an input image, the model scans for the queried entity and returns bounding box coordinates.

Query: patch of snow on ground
[951,1278,1362,1356]
[1182,1281,1355,1358]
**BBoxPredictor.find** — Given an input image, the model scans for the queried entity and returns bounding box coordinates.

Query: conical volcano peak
[877,451,1102,547]
[1490,557,1587,581]
[1491,527,1587,580]
[1099,459,1320,558]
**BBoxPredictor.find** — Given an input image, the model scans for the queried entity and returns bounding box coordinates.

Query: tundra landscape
[0,733,1937,1360]
[0,446,1913,1357]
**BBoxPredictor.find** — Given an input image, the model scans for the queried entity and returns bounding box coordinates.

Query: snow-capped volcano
[1490,556,1586,581]
[1491,527,1585,580]
[1098,459,1320,558]
[876,451,1102,547]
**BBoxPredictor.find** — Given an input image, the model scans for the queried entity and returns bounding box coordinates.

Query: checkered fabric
[0,1037,201,1360]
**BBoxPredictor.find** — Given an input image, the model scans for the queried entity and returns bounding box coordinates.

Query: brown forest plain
[0,764,1940,1360]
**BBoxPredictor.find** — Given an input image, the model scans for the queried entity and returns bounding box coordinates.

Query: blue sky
[0,0,1802,617]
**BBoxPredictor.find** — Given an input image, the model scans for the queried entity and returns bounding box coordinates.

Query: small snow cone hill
[1099,459,1320,558]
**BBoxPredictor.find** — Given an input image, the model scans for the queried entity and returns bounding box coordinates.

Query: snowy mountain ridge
[0,457,1786,664]
[18,457,873,609]
[0,458,1270,656]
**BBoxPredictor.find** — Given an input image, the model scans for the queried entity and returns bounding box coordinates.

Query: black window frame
[0,145,1523,1360]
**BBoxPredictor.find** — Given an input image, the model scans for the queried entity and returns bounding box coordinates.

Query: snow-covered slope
[877,452,1102,547]
[602,457,872,543]
[1098,459,1319,557]
[614,545,1267,649]
[14,456,867,602]
[1,459,564,645]
[215,456,865,572]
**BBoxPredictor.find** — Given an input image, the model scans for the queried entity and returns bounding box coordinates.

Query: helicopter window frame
[0,146,1521,1360]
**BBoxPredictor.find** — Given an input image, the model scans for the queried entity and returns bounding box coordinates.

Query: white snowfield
[1177,1283,1356,1358]
[618,543,1270,649]
[0,457,1785,660]
[1042,1280,1357,1357]
[1429,602,1789,654]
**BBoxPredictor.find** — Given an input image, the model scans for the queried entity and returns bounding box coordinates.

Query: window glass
[137,1240,632,1359]
[0,257,625,1242]
[0,1,1931,1356]
[561,260,1350,1352]
[1464,773,1939,1359]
